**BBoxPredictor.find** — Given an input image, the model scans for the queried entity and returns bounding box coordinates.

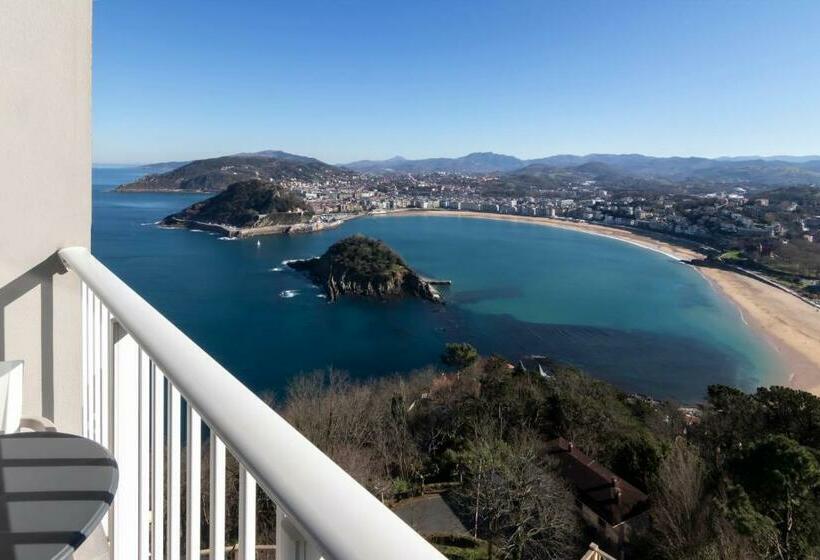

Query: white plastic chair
[0,360,56,433]
[0,360,23,433]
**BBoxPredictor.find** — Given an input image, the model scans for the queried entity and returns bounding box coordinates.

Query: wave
[189,229,204,233]
[316,294,327,299]
[140,221,159,226]
[218,236,238,241]
[279,289,299,298]
[270,267,284,272]
[282,256,318,266]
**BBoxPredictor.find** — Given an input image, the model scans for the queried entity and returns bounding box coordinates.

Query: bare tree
[281,369,411,498]
[649,438,765,560]
[458,431,580,560]
[650,438,710,556]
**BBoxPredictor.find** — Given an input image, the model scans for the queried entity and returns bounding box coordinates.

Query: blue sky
[93,0,820,164]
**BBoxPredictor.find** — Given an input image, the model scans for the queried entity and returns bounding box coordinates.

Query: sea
[92,167,778,402]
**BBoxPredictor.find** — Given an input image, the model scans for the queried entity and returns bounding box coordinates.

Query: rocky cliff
[288,235,442,303]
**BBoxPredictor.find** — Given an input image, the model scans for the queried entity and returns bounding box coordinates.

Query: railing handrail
[59,246,445,560]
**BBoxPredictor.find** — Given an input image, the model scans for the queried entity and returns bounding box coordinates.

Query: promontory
[287,235,443,303]
[160,179,335,237]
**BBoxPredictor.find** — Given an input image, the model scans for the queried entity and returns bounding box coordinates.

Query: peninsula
[117,152,354,193]
[288,235,443,303]
[160,179,341,237]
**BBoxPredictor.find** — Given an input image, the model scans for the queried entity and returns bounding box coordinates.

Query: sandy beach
[378,209,820,397]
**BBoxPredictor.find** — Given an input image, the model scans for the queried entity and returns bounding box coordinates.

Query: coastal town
[287,170,820,300]
[295,172,807,243]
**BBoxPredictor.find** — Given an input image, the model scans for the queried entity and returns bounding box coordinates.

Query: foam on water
[279,289,299,298]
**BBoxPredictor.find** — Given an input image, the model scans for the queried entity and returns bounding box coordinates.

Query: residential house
[546,438,650,558]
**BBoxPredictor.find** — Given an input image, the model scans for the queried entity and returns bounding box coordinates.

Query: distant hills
[342,152,820,186]
[117,151,354,192]
[716,155,820,163]
[232,150,319,163]
[111,149,820,194]
[135,160,191,174]
[344,152,523,174]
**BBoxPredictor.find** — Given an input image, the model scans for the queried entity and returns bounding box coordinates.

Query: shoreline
[161,215,353,237]
[375,209,820,397]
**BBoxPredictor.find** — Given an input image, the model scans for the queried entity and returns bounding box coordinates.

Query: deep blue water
[92,168,777,402]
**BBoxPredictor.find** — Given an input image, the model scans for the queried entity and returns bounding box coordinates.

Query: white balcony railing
[59,246,445,560]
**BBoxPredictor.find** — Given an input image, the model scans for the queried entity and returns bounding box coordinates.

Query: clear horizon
[93,149,820,167]
[94,0,820,164]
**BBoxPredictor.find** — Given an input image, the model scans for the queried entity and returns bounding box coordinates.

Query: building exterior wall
[0,0,92,433]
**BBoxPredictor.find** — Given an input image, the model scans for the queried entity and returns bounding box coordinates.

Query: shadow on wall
[0,253,66,420]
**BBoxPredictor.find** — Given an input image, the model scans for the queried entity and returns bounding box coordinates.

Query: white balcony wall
[0,0,92,432]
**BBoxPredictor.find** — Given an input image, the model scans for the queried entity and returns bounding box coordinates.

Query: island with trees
[287,235,443,303]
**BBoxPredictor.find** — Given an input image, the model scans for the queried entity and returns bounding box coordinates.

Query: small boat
[256,240,261,247]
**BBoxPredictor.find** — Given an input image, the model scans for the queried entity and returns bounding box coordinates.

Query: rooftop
[545,437,649,526]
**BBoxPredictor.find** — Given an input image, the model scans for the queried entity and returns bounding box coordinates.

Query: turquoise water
[92,168,777,402]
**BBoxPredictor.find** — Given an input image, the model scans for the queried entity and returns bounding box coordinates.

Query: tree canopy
[441,343,479,369]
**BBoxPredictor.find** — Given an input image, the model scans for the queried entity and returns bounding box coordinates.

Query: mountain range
[342,152,820,186]
[344,152,524,174]
[113,150,820,193]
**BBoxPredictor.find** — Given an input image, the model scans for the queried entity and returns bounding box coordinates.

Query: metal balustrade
[60,246,445,560]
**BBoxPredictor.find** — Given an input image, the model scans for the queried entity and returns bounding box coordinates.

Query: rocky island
[288,235,443,303]
[160,179,340,237]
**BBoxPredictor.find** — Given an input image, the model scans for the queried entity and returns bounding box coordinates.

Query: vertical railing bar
[103,308,114,538]
[91,289,97,442]
[167,384,182,560]
[186,404,201,560]
[92,293,101,443]
[87,286,94,440]
[138,349,151,559]
[81,282,88,438]
[88,285,94,439]
[110,323,141,558]
[209,433,226,560]
[101,306,111,450]
[152,364,165,560]
[84,285,90,439]
[238,465,257,560]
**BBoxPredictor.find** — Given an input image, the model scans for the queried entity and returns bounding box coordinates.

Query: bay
[92,168,777,402]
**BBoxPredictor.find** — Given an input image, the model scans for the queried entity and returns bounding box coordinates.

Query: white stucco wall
[0,0,92,433]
